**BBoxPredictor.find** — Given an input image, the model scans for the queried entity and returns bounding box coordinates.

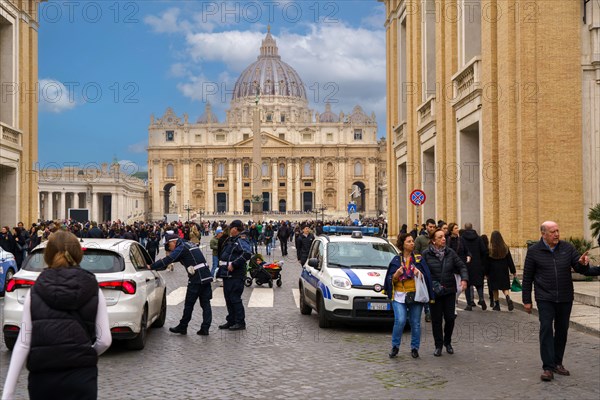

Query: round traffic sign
[410,189,426,206]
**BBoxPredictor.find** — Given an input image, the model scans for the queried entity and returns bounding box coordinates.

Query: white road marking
[248,288,274,308]
[211,287,226,307]
[292,288,300,308]
[166,287,187,306]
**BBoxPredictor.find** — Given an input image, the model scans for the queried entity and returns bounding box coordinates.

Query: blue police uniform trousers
[223,277,245,326]
[180,282,212,331]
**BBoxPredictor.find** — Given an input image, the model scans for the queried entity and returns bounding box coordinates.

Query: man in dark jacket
[295,225,315,266]
[87,222,104,238]
[149,234,213,335]
[461,223,488,310]
[277,221,290,256]
[522,221,590,382]
[217,220,252,331]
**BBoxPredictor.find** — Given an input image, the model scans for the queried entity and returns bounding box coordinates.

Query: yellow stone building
[0,0,41,227]
[382,0,589,250]
[148,31,387,221]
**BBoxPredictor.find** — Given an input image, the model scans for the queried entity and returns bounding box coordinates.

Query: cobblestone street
[1,238,599,399]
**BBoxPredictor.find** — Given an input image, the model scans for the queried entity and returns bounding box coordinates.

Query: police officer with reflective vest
[148,234,213,335]
[217,220,252,331]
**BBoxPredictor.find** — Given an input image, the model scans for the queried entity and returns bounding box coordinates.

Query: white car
[298,226,398,328]
[2,239,167,351]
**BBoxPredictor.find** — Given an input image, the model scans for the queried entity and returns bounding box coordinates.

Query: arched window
[262,162,269,177]
[166,163,174,178]
[279,199,287,212]
[217,162,225,177]
[279,163,286,177]
[195,164,202,177]
[327,162,334,176]
[243,200,251,213]
[243,163,250,178]
[304,161,312,177]
[354,161,363,176]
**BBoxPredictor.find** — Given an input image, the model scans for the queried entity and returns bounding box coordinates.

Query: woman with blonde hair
[485,230,517,311]
[2,230,111,400]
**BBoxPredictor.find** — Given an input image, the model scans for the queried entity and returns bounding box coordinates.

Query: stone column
[337,157,347,212]
[294,158,301,211]
[235,159,243,213]
[182,159,190,210]
[91,192,98,222]
[73,192,80,209]
[47,191,54,220]
[286,162,293,213]
[207,161,214,214]
[152,160,161,218]
[59,191,66,220]
[271,159,278,212]
[315,159,322,206]
[368,157,377,215]
[228,159,235,212]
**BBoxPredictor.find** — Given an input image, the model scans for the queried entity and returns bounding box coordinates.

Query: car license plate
[368,302,390,311]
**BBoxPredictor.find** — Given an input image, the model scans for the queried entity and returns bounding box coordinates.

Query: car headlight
[331,276,351,290]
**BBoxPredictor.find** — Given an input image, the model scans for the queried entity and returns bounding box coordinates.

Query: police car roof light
[322,226,380,236]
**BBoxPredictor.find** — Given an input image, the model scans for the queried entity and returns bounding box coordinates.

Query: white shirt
[2,289,111,399]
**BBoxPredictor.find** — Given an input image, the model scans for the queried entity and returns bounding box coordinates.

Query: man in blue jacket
[217,220,252,331]
[522,221,590,382]
[148,234,213,335]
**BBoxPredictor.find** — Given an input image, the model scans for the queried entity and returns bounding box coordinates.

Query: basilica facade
[148,31,387,221]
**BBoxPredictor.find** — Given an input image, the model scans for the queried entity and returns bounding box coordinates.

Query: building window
[195,164,202,177]
[243,133,249,141]
[216,133,226,141]
[243,163,250,178]
[354,161,363,176]
[217,162,225,177]
[302,132,312,141]
[304,182,312,187]
[327,162,335,176]
[279,133,285,140]
[327,132,333,142]
[135,200,138,208]
[279,199,286,212]
[217,183,225,188]
[166,163,174,178]
[195,134,201,142]
[279,182,285,187]
[166,130,174,141]
[280,114,286,123]
[304,161,312,177]
[279,163,285,177]
[354,129,363,140]
[266,113,273,122]
[261,162,269,177]
[244,182,250,187]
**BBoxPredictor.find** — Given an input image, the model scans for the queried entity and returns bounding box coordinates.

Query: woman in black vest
[2,230,111,400]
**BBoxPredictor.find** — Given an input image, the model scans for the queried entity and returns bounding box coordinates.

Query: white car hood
[336,268,386,286]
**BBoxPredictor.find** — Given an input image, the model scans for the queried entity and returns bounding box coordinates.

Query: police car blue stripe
[341,268,362,286]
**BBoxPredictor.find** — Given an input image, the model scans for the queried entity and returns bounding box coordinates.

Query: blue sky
[38,1,386,172]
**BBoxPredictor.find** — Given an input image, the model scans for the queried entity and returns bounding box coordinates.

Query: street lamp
[313,204,327,223]
[183,203,193,222]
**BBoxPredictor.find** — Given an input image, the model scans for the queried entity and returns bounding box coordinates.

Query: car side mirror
[307,258,319,269]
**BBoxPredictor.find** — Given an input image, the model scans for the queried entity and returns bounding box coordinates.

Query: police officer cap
[165,234,179,243]
[229,220,244,230]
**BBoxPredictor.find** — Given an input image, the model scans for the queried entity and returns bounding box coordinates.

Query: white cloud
[38,79,78,113]
[118,159,147,174]
[127,141,147,154]
[144,8,191,34]
[168,63,190,78]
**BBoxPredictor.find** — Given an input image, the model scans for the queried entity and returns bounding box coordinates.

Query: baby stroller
[245,254,283,288]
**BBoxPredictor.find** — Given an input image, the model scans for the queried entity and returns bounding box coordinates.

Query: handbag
[404,291,416,304]
[511,277,522,292]
[455,273,463,295]
[415,273,430,303]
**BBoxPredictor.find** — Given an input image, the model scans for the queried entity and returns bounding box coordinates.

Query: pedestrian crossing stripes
[166,285,298,308]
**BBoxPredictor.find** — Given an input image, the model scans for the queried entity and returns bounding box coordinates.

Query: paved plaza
[1,236,599,399]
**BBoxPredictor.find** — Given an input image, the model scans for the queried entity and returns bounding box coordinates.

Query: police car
[298,226,398,328]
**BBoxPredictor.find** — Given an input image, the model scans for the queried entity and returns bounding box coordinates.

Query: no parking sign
[410,189,426,206]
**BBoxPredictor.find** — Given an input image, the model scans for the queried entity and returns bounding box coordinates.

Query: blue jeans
[391,300,424,350]
[266,241,272,255]
[211,255,219,277]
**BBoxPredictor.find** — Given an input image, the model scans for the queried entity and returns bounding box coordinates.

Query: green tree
[589,203,600,244]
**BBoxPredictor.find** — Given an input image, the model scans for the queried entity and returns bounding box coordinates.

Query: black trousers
[223,277,245,326]
[430,293,457,348]
[537,300,573,371]
[180,282,212,330]
[29,366,98,400]
[280,239,288,256]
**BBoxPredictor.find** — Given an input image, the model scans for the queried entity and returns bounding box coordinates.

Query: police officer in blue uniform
[217,220,252,331]
[148,234,213,335]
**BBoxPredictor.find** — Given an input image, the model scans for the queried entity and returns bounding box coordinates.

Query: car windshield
[327,242,397,269]
[23,249,125,273]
